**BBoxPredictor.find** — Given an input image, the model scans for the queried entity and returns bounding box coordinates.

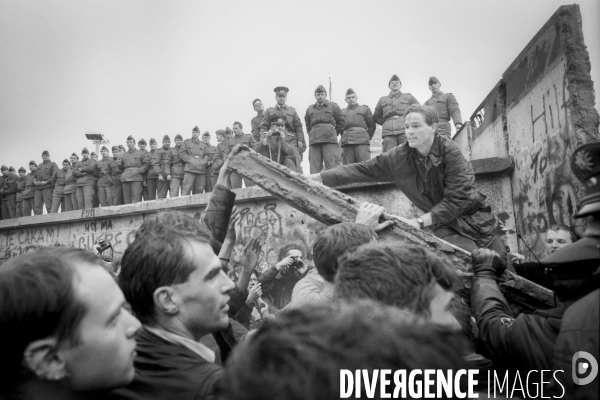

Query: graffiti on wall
[1,227,65,262]
[73,218,136,254]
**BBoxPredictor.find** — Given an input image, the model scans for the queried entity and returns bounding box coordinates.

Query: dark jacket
[16,176,25,202]
[204,144,216,175]
[97,156,113,186]
[373,91,419,137]
[22,171,37,199]
[341,103,376,146]
[0,173,18,199]
[321,135,497,246]
[72,158,97,187]
[146,149,161,179]
[180,138,210,174]
[425,91,462,137]
[157,145,171,179]
[36,160,59,189]
[110,157,123,184]
[304,100,344,145]
[110,327,222,400]
[471,275,564,372]
[212,142,228,175]
[64,168,78,195]
[260,105,306,153]
[250,112,264,142]
[51,168,69,196]
[166,145,184,178]
[119,149,149,182]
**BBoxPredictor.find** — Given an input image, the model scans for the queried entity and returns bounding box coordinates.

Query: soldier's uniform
[15,167,26,217]
[202,132,216,193]
[138,138,150,201]
[341,88,376,165]
[226,129,259,189]
[110,146,124,206]
[180,127,211,195]
[72,148,98,210]
[0,166,18,219]
[145,139,160,201]
[256,115,297,170]
[21,162,37,217]
[35,151,58,214]
[373,74,419,153]
[260,87,306,173]
[166,134,185,197]
[424,76,462,138]
[211,130,228,189]
[97,147,114,207]
[156,136,171,200]
[64,157,79,211]
[120,137,149,204]
[251,111,264,143]
[50,161,69,213]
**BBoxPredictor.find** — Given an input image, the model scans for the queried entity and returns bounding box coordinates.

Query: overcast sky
[1,0,598,170]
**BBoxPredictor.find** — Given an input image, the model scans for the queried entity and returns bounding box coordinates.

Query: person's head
[336,242,460,330]
[42,150,50,162]
[428,76,441,94]
[274,86,288,105]
[233,122,243,135]
[62,159,70,169]
[216,130,226,143]
[120,227,234,340]
[70,152,79,164]
[90,152,98,161]
[126,135,136,150]
[111,146,119,157]
[278,243,307,276]
[545,225,576,255]
[138,138,147,150]
[269,115,286,132]
[100,146,109,158]
[252,98,264,113]
[312,222,376,283]
[18,167,26,177]
[81,148,90,160]
[174,134,183,146]
[388,74,402,92]
[0,248,140,396]
[222,300,469,400]
[248,271,259,290]
[28,160,37,172]
[344,88,357,106]
[405,104,439,152]
[314,85,327,104]
[202,132,211,144]
[118,144,126,154]
[1,165,7,176]
[192,126,200,139]
[162,135,171,148]
[149,138,157,150]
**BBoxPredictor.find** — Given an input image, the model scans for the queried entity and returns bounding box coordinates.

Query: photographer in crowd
[257,115,298,170]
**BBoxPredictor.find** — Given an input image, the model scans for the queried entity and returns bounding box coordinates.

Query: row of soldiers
[0,74,463,218]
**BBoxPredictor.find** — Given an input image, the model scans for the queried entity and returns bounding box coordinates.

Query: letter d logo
[572,351,598,385]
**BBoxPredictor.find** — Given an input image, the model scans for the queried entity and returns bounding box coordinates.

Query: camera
[271,129,282,137]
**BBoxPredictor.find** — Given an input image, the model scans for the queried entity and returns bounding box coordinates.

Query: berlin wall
[454,4,599,260]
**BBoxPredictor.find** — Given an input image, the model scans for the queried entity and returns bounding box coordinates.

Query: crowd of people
[0,122,598,400]
[0,75,463,219]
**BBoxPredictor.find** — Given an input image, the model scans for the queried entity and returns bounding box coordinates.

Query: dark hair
[335,242,458,317]
[222,300,469,400]
[277,242,305,261]
[312,222,375,283]
[252,98,261,107]
[0,248,106,390]
[404,104,439,126]
[546,224,577,243]
[121,225,212,324]
[233,121,243,130]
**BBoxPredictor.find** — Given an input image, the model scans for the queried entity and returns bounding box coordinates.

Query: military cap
[101,146,108,152]
[71,152,79,158]
[270,115,286,125]
[541,238,600,279]
[1,165,7,171]
[252,98,262,106]
[346,88,356,96]
[163,135,170,142]
[29,160,37,166]
[112,145,119,151]
[274,86,289,95]
[118,145,126,151]
[202,131,210,137]
[18,167,26,172]
[149,138,157,145]
[8,166,15,172]
[315,85,327,94]
[570,141,600,218]
[81,147,89,154]
[192,126,200,133]
[138,138,147,145]
[389,74,401,86]
[174,134,183,141]
[216,129,226,136]
[62,159,70,165]
[42,150,49,156]
[126,135,135,142]
[90,152,97,156]
[428,76,440,85]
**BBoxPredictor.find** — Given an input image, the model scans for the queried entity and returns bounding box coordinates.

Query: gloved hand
[471,248,505,279]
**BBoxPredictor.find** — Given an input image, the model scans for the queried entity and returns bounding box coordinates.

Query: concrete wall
[454,5,599,260]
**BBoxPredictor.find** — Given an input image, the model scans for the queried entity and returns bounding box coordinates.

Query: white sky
[1,0,599,170]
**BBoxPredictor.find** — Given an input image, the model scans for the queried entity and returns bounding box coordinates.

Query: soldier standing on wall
[21,161,38,217]
[73,148,97,210]
[211,130,228,190]
[111,146,124,206]
[373,75,420,153]
[120,136,149,204]
[49,159,70,213]
[145,138,160,201]
[340,88,376,165]
[34,150,58,215]
[424,76,463,138]
[97,146,113,207]
[166,134,184,197]
[0,166,18,219]
[157,135,171,200]
[15,167,26,217]
[202,131,216,193]
[256,115,297,170]
[180,126,210,195]
[250,99,265,143]
[138,138,149,201]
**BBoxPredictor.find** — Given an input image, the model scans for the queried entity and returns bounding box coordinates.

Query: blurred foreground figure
[0,248,141,400]
[222,301,470,400]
